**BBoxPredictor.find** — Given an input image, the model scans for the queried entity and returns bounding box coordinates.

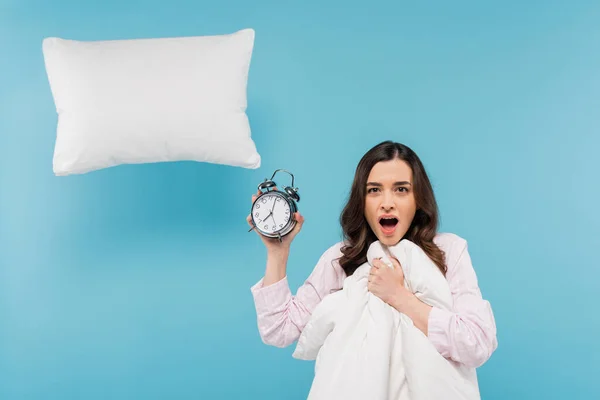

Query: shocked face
[364,159,417,246]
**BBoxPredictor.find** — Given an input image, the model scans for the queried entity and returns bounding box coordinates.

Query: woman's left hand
[368,256,410,307]
[368,256,433,336]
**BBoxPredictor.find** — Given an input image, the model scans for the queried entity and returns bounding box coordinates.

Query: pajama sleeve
[427,236,498,368]
[250,242,345,348]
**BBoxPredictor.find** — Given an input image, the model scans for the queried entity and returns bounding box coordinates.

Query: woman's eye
[396,187,408,192]
[367,188,379,193]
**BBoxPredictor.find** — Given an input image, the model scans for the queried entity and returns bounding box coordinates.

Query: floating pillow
[42,28,261,176]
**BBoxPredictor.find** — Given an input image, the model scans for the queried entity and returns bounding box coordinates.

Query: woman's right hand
[246,188,305,253]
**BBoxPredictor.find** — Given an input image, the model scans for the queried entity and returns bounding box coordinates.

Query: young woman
[247,140,498,370]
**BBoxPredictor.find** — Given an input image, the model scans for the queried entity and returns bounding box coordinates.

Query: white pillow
[42,28,261,176]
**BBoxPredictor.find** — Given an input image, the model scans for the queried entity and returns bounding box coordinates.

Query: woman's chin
[376,232,402,246]
[374,225,407,246]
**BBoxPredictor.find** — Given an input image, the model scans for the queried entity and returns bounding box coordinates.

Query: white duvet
[292,239,480,400]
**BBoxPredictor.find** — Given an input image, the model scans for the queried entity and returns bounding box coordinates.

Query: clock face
[252,193,292,234]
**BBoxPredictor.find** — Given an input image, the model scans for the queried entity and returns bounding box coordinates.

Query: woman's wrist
[263,246,290,286]
[392,288,432,336]
[267,245,290,262]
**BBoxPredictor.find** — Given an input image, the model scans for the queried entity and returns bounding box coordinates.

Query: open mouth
[378,216,398,234]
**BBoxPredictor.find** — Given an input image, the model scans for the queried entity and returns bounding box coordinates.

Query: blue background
[1,0,599,398]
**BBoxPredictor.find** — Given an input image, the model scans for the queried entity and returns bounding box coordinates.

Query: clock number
[279,224,283,228]
[264,225,268,230]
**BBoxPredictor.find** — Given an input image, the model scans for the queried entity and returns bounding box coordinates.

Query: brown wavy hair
[338,140,447,277]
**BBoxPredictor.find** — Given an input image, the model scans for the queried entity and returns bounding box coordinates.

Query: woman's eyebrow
[366,181,412,186]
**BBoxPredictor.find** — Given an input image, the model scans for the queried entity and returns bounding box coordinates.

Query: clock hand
[249,210,272,233]
[268,199,278,224]
[263,211,273,221]
[261,200,276,225]
[254,211,272,227]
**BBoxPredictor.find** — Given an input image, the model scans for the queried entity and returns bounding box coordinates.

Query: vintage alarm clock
[248,169,300,242]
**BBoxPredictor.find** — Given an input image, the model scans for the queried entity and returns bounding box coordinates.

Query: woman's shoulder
[433,231,467,250]
[433,232,472,275]
[318,240,345,265]
[305,240,347,293]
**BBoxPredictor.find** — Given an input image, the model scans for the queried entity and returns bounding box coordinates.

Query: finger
[292,212,304,233]
[283,213,303,242]
[389,257,404,277]
[389,256,401,269]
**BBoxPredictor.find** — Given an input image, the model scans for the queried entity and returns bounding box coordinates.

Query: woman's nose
[380,191,395,209]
